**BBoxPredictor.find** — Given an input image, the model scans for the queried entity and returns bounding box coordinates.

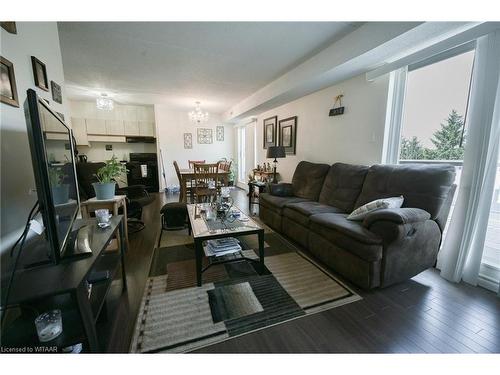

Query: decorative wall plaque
[197,128,213,144]
[183,133,193,149]
[216,125,224,141]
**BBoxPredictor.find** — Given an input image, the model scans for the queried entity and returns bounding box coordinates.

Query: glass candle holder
[35,309,63,342]
[95,208,111,228]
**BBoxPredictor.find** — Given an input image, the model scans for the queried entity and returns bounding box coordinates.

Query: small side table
[248,181,267,213]
[81,195,129,249]
[252,170,278,183]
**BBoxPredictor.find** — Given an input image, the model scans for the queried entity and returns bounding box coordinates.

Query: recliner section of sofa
[259,161,456,289]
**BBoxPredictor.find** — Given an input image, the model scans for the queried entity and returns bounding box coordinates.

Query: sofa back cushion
[318,163,369,212]
[354,164,456,220]
[291,161,331,201]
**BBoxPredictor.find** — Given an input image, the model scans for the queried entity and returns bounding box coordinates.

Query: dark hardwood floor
[108,188,500,353]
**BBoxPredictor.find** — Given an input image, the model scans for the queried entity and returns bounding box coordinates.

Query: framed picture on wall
[263,115,277,149]
[31,56,49,91]
[0,56,19,107]
[279,116,297,155]
[1,22,17,34]
[51,80,62,104]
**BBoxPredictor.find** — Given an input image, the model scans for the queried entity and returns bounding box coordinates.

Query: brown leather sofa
[259,161,456,289]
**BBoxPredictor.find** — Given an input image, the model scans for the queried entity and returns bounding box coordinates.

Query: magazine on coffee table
[203,237,242,257]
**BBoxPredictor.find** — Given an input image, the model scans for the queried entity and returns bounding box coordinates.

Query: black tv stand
[1,215,127,353]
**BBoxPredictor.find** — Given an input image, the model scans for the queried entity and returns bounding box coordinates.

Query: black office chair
[76,162,154,233]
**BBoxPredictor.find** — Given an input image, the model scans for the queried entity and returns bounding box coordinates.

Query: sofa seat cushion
[259,193,310,213]
[309,213,383,262]
[283,201,344,226]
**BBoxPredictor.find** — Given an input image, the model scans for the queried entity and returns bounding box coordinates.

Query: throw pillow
[347,196,404,221]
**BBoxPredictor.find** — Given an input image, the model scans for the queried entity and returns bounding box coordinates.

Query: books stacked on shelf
[204,237,242,257]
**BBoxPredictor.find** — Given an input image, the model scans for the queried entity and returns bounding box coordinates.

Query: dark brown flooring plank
[378,285,497,352]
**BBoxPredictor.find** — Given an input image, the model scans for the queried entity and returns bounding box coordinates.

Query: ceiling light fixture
[96,93,114,111]
[188,101,209,124]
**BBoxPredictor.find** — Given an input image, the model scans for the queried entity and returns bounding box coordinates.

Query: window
[398,49,475,163]
[237,126,246,183]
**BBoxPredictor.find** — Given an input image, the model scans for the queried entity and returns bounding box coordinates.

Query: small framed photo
[31,56,49,91]
[1,56,19,107]
[279,116,297,155]
[263,116,277,149]
[51,80,62,104]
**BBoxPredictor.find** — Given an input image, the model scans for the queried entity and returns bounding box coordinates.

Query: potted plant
[49,167,69,205]
[92,155,127,200]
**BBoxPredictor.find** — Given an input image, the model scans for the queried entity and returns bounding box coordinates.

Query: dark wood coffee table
[187,204,265,286]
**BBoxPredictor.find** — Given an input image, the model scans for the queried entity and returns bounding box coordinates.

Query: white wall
[255,73,390,182]
[1,22,70,253]
[154,105,234,190]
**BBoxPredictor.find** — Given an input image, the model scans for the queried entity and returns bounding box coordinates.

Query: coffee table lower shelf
[193,229,265,287]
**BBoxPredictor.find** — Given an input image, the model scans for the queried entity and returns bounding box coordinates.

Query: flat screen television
[24,89,83,263]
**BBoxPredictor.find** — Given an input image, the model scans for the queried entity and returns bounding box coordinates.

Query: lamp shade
[267,146,286,159]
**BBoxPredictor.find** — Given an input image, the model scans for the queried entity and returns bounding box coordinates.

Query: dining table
[179,168,230,202]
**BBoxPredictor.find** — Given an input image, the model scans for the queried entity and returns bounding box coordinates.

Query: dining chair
[217,159,232,188]
[188,160,206,169]
[173,160,190,202]
[192,163,219,203]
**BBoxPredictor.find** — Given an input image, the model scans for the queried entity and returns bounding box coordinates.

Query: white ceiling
[58,22,361,113]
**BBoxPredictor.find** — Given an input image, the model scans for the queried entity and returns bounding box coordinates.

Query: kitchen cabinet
[85,118,106,135]
[105,120,125,136]
[71,117,89,146]
[139,121,155,137]
[43,111,65,133]
[124,121,140,136]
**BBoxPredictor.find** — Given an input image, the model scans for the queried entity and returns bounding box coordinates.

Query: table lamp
[266,146,286,184]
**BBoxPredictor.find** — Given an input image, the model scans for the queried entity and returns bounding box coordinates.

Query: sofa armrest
[269,183,294,197]
[363,208,431,228]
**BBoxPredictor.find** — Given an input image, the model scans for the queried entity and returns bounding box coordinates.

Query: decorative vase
[92,182,116,200]
[51,184,70,205]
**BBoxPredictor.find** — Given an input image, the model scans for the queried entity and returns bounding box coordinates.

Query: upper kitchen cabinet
[124,121,140,136]
[139,121,155,137]
[85,118,106,135]
[71,117,89,146]
[105,120,125,135]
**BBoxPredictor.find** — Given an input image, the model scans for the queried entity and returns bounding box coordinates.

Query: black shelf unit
[0,216,127,353]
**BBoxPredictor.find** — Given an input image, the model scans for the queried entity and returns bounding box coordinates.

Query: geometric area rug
[130,232,361,353]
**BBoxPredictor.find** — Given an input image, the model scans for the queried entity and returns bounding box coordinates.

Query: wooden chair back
[193,163,219,202]
[173,160,182,184]
[188,160,206,169]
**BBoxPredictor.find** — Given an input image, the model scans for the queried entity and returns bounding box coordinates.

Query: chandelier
[188,101,209,123]
[96,93,114,111]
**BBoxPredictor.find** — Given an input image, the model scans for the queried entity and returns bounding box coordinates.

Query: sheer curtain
[438,30,500,290]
